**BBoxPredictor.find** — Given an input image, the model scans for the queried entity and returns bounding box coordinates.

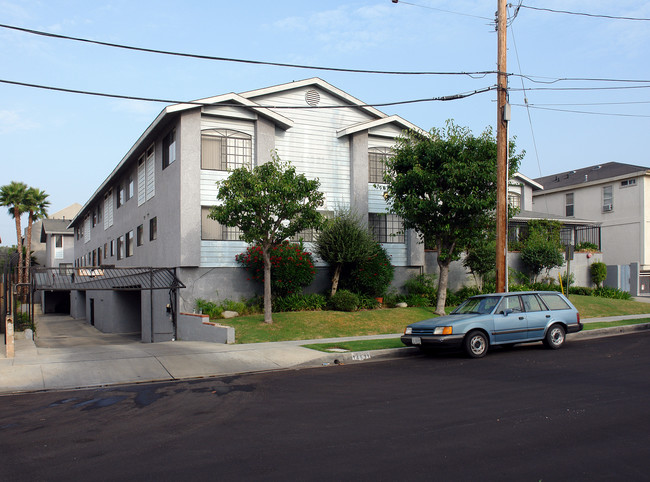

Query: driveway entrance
[34,313,140,348]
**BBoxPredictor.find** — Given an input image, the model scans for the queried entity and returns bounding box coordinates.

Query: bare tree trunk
[263,245,273,324]
[330,263,342,297]
[435,259,450,316]
[14,210,23,285]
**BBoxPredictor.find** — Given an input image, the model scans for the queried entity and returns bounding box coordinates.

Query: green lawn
[223,295,650,344]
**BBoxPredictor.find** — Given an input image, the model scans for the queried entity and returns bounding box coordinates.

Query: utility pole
[495,0,508,293]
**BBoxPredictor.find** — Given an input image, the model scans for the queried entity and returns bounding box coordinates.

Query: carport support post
[150,270,154,343]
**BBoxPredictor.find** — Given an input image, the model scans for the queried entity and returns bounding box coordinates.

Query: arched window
[368,147,392,183]
[201,129,252,170]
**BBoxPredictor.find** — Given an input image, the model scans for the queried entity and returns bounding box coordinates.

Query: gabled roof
[41,219,74,242]
[240,77,388,120]
[534,162,649,190]
[512,172,543,190]
[336,115,425,138]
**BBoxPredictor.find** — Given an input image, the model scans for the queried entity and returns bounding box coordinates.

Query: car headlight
[404,327,412,335]
[433,326,453,335]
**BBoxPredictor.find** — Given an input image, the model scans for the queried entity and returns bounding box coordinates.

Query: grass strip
[302,338,404,353]
[583,318,650,330]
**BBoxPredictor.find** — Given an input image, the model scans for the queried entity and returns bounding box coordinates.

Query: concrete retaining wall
[177,312,235,344]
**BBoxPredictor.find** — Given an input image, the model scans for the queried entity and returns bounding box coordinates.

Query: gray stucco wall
[86,290,141,334]
[177,313,234,343]
[256,117,276,165]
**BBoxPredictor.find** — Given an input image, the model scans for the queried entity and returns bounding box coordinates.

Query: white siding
[370,124,405,139]
[368,185,390,213]
[200,170,230,204]
[200,240,248,267]
[384,243,408,266]
[255,87,378,211]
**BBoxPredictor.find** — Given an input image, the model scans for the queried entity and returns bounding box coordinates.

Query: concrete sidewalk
[1,314,649,395]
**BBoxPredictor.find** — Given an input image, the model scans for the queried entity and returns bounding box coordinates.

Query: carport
[32,267,185,343]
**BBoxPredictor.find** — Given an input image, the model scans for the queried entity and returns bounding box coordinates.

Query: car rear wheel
[464,330,488,358]
[543,324,565,349]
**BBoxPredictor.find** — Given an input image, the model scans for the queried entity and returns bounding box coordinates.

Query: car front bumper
[401,334,465,348]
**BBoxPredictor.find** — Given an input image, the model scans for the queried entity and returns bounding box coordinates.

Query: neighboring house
[39,218,75,313]
[66,78,426,342]
[28,203,81,267]
[532,162,650,270]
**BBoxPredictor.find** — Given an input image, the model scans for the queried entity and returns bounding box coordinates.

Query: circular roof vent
[305,89,320,106]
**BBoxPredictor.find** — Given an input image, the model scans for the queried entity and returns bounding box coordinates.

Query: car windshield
[453,296,500,315]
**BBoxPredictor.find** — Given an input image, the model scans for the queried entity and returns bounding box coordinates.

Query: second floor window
[369,213,405,243]
[368,147,391,184]
[602,186,613,212]
[508,192,521,210]
[201,206,242,240]
[565,193,574,217]
[201,129,252,171]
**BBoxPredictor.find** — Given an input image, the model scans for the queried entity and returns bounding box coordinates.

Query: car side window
[496,295,522,314]
[521,294,544,312]
[539,293,571,310]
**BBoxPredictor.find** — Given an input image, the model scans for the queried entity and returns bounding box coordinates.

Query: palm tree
[0,181,29,284]
[24,187,50,281]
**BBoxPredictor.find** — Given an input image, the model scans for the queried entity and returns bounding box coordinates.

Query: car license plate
[412,336,421,345]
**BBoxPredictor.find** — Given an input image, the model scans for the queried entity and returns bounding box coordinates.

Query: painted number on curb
[352,352,371,361]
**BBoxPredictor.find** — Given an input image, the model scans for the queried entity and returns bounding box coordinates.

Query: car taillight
[577,312,580,323]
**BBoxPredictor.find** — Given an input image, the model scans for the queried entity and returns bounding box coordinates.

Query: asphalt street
[1,333,649,481]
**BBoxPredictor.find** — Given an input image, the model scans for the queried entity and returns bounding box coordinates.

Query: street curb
[297,323,650,368]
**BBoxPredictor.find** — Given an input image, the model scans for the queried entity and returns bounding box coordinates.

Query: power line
[510,103,650,118]
[2,22,650,86]
[518,4,650,21]
[391,0,494,21]
[510,85,650,92]
[0,78,496,107]
[0,22,494,78]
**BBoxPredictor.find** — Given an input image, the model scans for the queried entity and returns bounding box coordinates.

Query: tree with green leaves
[520,219,565,282]
[24,187,50,277]
[463,229,496,291]
[209,153,324,323]
[313,209,377,296]
[384,120,523,314]
[0,181,29,284]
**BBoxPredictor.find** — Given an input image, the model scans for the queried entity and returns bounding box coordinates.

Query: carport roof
[32,267,185,291]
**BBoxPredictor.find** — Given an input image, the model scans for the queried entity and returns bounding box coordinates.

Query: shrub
[593,286,632,300]
[341,242,394,297]
[383,289,406,308]
[520,220,565,282]
[195,299,223,318]
[590,262,607,288]
[273,293,327,312]
[236,241,316,296]
[569,286,593,296]
[575,242,599,252]
[405,294,432,307]
[329,289,359,312]
[404,273,438,299]
[357,294,381,310]
[13,311,34,332]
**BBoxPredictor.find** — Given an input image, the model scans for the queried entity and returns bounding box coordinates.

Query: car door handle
[519,316,525,320]
[546,315,551,318]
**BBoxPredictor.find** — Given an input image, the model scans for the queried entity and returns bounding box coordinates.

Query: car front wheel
[464,330,488,358]
[543,324,566,349]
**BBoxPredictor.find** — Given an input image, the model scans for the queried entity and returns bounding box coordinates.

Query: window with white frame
[621,178,636,187]
[54,235,64,259]
[602,186,613,212]
[508,192,521,209]
[368,147,391,184]
[117,235,124,260]
[368,213,405,243]
[565,193,574,217]
[201,129,252,170]
[201,206,242,240]
[126,230,134,257]
[150,217,157,241]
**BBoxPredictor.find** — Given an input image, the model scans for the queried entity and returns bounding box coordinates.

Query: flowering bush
[236,241,316,296]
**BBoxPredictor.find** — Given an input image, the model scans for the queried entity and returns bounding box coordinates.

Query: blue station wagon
[401,291,582,358]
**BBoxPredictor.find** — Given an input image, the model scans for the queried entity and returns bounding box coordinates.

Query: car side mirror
[502,308,513,316]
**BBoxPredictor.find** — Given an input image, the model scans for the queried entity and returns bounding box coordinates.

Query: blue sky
[1,0,649,245]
